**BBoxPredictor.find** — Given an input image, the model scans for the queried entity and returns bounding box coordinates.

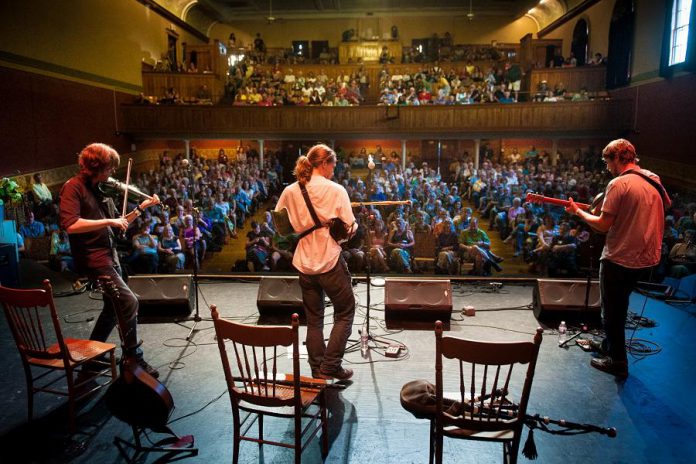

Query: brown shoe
[590,356,628,379]
[313,367,354,381]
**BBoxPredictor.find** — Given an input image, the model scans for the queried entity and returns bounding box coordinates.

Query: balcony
[120,100,634,140]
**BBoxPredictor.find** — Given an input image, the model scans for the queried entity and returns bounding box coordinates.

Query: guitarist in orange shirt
[565,139,670,378]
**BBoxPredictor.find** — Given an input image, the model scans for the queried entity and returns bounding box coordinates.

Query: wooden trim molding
[120,101,634,140]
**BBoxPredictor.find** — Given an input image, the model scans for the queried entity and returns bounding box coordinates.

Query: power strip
[385,345,401,358]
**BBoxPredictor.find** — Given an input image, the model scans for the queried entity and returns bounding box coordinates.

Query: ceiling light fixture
[467,0,474,21]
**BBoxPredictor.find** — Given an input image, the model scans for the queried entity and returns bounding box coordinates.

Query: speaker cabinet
[385,279,452,330]
[128,275,193,318]
[533,278,600,321]
[257,277,305,324]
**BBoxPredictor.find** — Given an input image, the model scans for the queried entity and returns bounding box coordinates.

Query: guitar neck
[527,195,591,211]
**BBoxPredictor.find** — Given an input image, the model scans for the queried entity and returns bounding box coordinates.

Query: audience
[19,211,46,239]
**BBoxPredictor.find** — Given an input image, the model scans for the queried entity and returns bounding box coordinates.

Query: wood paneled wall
[120,100,634,139]
[142,72,224,102]
[529,66,607,93]
[0,66,133,178]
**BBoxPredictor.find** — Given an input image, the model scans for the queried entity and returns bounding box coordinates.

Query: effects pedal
[385,345,401,358]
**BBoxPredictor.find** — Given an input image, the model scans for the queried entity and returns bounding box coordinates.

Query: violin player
[60,143,161,378]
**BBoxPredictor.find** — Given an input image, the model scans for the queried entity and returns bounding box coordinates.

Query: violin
[98,177,166,210]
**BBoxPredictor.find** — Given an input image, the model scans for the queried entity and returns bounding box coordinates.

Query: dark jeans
[299,257,355,374]
[87,264,142,359]
[599,260,651,363]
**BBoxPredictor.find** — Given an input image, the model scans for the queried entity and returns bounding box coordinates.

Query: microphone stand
[560,234,595,348]
[175,161,206,342]
[357,157,390,355]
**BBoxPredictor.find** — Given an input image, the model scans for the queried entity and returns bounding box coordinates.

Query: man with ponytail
[276,144,357,380]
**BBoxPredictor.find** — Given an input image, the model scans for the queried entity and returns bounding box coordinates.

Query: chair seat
[443,426,514,441]
[239,383,322,410]
[27,338,116,368]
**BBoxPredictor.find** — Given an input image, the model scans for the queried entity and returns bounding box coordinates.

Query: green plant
[0,177,23,206]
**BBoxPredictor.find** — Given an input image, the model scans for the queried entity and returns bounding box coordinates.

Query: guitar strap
[619,169,670,213]
[298,183,326,240]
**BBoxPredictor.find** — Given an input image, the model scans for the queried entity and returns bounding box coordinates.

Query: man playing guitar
[275,144,357,381]
[564,139,669,378]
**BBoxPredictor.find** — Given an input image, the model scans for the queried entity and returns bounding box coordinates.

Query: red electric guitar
[524,193,591,211]
[525,192,606,214]
[525,193,606,269]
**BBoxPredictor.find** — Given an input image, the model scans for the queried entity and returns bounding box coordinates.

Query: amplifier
[128,274,193,317]
[385,279,452,330]
[533,278,600,321]
[257,277,305,324]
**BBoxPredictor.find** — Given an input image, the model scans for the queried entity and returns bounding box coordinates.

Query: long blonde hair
[293,144,337,185]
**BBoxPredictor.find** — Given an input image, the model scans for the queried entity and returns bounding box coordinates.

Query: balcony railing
[120,100,634,139]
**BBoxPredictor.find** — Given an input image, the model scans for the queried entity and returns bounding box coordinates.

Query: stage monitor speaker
[128,275,193,318]
[257,277,305,324]
[385,279,452,330]
[533,278,600,321]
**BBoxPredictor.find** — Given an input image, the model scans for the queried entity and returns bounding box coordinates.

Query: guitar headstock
[525,192,544,204]
[96,275,120,300]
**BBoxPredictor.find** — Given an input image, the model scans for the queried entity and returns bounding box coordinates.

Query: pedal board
[385,345,401,358]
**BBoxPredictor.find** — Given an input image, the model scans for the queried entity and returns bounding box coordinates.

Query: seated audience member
[459,217,502,275]
[196,84,212,103]
[497,196,525,238]
[245,220,271,271]
[341,220,366,273]
[130,222,159,274]
[270,230,297,271]
[180,214,203,271]
[413,211,433,234]
[49,229,73,273]
[20,211,46,238]
[590,52,605,65]
[572,88,590,101]
[532,215,558,262]
[435,218,459,274]
[453,206,472,234]
[158,224,185,273]
[368,218,390,272]
[668,230,696,277]
[32,173,53,212]
[546,222,578,277]
[388,218,415,273]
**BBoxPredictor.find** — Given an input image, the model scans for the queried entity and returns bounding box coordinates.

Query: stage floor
[1,266,695,463]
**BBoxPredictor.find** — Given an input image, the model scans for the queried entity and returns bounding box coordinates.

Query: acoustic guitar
[97,276,174,430]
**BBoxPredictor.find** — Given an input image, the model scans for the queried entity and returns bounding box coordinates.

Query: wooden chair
[211,305,328,464]
[0,279,117,433]
[431,321,543,464]
[24,236,51,263]
[413,230,437,272]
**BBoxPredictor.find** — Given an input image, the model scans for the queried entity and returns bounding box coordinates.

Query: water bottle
[558,321,567,346]
[360,322,369,358]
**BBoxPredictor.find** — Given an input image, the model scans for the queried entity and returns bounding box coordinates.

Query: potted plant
[0,177,23,222]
